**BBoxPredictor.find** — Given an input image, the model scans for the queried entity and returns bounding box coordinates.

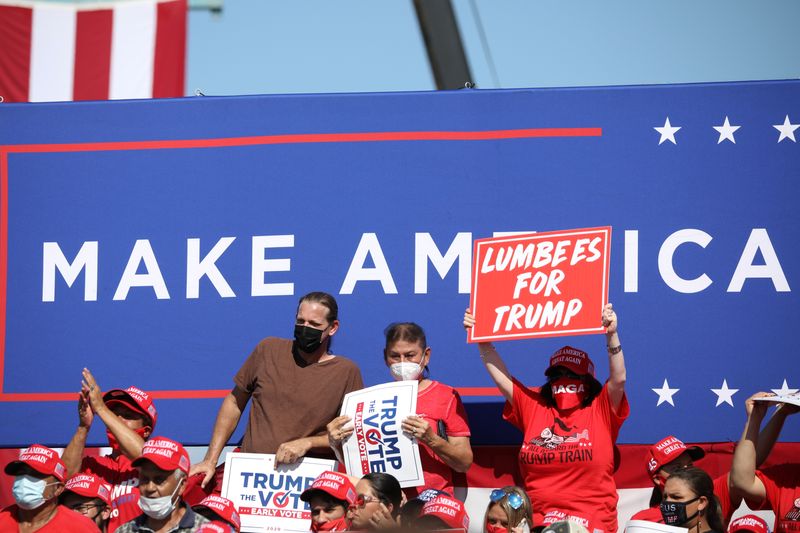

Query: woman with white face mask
[328,322,473,498]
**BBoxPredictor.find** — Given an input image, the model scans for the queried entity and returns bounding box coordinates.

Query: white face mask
[390,362,423,381]
[12,475,58,510]
[138,478,183,520]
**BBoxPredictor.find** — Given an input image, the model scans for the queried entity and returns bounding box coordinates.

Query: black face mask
[660,496,700,526]
[294,325,325,353]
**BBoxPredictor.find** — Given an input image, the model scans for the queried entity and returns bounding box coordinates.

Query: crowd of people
[1,291,797,533]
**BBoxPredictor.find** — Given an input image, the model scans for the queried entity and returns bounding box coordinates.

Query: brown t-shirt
[234,337,364,456]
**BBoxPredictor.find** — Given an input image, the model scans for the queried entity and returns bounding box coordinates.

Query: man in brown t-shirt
[190,291,363,489]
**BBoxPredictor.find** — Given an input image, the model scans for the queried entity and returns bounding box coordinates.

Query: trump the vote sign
[341,381,424,488]
[468,227,611,342]
[221,452,336,532]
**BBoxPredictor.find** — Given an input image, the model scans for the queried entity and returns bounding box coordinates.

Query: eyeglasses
[490,489,524,510]
[68,503,102,515]
[353,494,383,508]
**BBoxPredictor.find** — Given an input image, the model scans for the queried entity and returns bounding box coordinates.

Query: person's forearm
[63,427,89,476]
[731,411,764,490]
[96,407,146,460]
[330,442,346,464]
[203,393,243,464]
[477,343,514,402]
[606,331,626,408]
[305,434,331,453]
[755,408,788,466]
[422,436,472,472]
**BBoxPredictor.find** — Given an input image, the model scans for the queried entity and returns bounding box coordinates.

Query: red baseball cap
[729,515,769,533]
[4,444,67,482]
[131,436,190,474]
[646,435,705,476]
[194,495,241,531]
[104,386,158,428]
[64,473,112,505]
[300,471,356,505]
[545,346,595,378]
[419,494,469,531]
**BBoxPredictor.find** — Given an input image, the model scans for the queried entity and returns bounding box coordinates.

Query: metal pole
[413,0,473,90]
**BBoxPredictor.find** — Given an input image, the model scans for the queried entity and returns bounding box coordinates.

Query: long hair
[665,467,724,533]
[482,486,532,533]
[361,473,402,518]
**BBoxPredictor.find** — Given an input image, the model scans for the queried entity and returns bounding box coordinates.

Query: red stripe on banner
[4,128,603,155]
[73,9,112,101]
[0,6,33,102]
[0,389,230,402]
[152,0,186,98]
[0,151,7,393]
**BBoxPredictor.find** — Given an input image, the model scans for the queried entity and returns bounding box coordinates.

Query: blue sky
[187,0,800,96]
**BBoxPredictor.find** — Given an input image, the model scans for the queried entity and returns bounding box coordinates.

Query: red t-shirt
[756,464,800,533]
[630,474,734,526]
[0,504,100,532]
[404,380,471,498]
[503,378,629,533]
[82,454,140,533]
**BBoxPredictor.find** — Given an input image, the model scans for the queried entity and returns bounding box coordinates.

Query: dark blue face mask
[660,496,700,526]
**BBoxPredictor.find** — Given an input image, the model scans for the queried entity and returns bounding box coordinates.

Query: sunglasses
[352,494,383,509]
[490,489,524,510]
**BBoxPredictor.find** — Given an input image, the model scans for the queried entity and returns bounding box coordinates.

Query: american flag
[0,0,186,102]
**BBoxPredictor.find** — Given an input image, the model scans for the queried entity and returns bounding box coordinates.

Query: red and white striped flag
[0,0,186,103]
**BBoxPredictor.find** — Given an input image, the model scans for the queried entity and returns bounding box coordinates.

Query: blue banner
[0,81,797,447]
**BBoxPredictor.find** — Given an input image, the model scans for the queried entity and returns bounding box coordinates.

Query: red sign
[468,227,611,342]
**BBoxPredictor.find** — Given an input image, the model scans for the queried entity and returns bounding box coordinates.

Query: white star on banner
[773,115,799,143]
[652,379,679,407]
[655,117,681,145]
[771,379,799,396]
[711,379,739,407]
[713,116,740,144]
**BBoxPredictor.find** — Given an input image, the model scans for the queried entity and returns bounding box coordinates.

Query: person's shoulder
[758,463,800,484]
[88,452,135,471]
[249,337,292,359]
[324,354,360,370]
[712,472,729,489]
[180,502,210,531]
[115,513,147,532]
[257,336,292,349]
[426,380,458,397]
[630,506,662,522]
[0,504,18,524]
[513,377,543,398]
